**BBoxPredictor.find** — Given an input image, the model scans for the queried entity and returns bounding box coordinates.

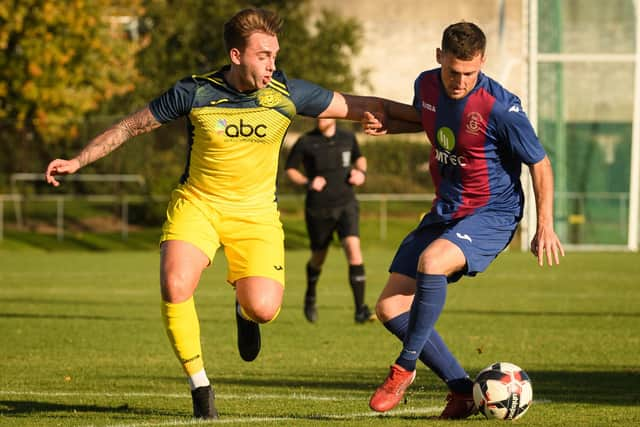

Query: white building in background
[310,0,640,251]
[310,0,528,105]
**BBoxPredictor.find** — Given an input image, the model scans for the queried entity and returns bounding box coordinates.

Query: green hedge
[278,137,434,194]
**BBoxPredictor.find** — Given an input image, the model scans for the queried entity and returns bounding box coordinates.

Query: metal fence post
[121,196,128,240]
[380,196,387,241]
[0,198,4,241]
[57,197,64,241]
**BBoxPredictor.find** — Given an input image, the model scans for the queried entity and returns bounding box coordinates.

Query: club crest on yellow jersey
[257,88,283,108]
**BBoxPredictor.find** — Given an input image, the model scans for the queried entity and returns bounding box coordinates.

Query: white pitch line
[0,389,444,427]
[99,406,443,427]
[0,390,186,399]
[0,389,369,401]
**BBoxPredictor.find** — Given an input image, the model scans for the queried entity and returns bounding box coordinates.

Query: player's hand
[45,158,81,187]
[530,225,565,267]
[309,176,327,192]
[348,169,366,186]
[362,111,387,135]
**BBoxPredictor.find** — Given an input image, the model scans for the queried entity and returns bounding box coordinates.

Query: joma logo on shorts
[225,119,267,138]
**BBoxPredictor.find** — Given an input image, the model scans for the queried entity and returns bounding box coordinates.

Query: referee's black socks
[348,264,366,310]
[305,262,321,300]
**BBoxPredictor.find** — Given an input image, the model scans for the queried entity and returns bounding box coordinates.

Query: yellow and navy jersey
[149,66,334,208]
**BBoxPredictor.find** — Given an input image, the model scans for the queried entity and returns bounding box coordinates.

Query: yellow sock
[161,297,204,376]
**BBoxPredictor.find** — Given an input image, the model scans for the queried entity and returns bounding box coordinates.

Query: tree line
[0,0,369,193]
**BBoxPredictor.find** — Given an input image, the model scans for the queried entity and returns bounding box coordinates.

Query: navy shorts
[305,200,360,250]
[389,211,519,283]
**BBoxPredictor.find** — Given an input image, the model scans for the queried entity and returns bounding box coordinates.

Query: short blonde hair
[223,8,283,52]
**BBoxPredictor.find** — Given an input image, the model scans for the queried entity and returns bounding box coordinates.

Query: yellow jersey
[150,66,333,209]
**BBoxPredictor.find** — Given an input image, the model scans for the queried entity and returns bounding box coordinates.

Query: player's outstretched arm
[529,155,565,266]
[362,110,423,135]
[45,107,161,187]
[381,99,423,134]
[320,92,421,134]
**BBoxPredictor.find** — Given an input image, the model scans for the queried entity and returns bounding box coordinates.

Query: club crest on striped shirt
[465,111,484,136]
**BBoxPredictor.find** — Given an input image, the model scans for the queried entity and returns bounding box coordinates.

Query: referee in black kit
[285,118,375,324]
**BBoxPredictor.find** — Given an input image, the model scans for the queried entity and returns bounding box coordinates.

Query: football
[472,362,533,420]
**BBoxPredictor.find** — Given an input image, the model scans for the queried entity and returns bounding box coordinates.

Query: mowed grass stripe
[1,250,639,426]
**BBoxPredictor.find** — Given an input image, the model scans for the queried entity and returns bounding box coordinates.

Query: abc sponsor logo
[215,118,267,138]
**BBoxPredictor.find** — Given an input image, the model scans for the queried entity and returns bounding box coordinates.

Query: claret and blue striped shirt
[413,69,546,224]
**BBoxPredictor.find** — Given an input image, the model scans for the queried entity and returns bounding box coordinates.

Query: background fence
[1,190,632,249]
[0,193,435,243]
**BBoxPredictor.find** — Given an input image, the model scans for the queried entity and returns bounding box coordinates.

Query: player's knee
[310,251,327,268]
[374,303,386,322]
[418,255,440,274]
[243,302,281,324]
[263,305,281,324]
[374,298,393,323]
[419,255,462,276]
[419,241,466,275]
[161,271,196,302]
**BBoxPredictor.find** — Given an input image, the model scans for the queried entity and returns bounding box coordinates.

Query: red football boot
[439,391,478,419]
[369,364,416,412]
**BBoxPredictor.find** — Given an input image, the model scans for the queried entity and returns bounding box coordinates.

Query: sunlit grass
[0,250,639,426]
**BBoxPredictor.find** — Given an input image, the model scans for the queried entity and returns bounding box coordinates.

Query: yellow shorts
[160,187,285,286]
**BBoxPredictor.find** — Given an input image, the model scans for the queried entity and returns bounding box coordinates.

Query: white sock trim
[188,369,210,390]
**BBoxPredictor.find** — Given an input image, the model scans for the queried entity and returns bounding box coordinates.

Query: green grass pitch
[0,248,639,426]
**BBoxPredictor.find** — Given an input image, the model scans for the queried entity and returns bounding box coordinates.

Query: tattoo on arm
[76,107,161,168]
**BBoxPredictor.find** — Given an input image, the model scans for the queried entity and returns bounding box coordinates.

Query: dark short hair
[441,22,486,60]
[223,8,283,52]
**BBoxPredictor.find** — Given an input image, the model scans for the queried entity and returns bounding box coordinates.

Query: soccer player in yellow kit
[44,8,418,420]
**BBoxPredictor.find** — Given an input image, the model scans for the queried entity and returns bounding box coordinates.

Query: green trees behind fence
[0,0,368,191]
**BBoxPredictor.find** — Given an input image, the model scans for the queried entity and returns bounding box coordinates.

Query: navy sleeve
[496,103,546,165]
[288,79,334,117]
[148,77,198,123]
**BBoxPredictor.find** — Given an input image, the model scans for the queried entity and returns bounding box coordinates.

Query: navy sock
[447,377,474,395]
[384,311,469,388]
[395,273,447,372]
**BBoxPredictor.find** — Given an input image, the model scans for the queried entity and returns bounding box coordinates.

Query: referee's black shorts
[305,199,360,250]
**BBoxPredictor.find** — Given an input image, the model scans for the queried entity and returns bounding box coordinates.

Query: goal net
[524,0,640,251]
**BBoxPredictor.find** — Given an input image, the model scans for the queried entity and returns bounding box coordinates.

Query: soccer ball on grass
[472,362,532,420]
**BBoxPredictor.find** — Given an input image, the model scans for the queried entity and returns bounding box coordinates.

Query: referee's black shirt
[285,127,362,209]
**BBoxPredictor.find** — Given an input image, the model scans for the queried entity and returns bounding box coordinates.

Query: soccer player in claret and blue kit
[363,21,565,419]
[44,8,418,420]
